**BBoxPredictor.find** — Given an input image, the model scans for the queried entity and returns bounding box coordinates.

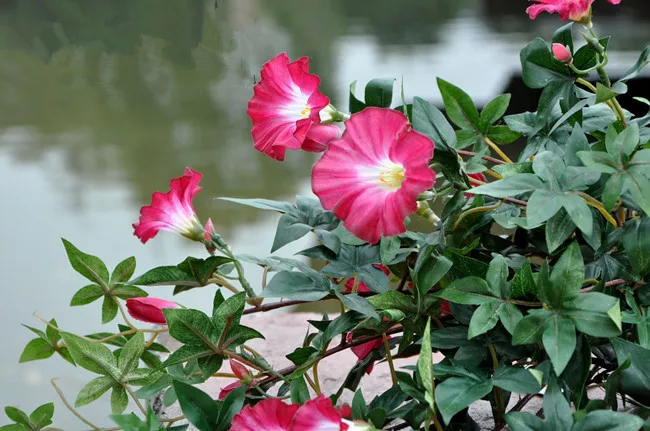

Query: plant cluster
[4,0,650,430]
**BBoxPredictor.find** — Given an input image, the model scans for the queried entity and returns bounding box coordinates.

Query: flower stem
[416,201,441,225]
[116,298,136,329]
[484,137,514,164]
[453,202,503,230]
[124,383,147,415]
[574,191,618,228]
[383,332,398,387]
[51,379,101,431]
[312,361,322,395]
[209,275,241,294]
[488,344,505,426]
[485,169,504,180]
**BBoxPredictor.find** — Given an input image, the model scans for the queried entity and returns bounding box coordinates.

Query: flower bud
[125,297,178,325]
[552,43,572,64]
[229,359,252,382]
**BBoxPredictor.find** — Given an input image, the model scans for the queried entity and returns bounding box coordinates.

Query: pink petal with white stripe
[248,53,332,161]
[312,108,436,244]
[231,398,299,431]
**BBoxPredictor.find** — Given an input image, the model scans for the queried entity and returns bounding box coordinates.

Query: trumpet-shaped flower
[133,168,204,243]
[125,297,178,325]
[248,53,337,161]
[526,0,620,22]
[230,396,376,431]
[312,108,435,244]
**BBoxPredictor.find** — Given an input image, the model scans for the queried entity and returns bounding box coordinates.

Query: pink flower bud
[552,43,572,64]
[125,297,178,325]
[229,359,251,381]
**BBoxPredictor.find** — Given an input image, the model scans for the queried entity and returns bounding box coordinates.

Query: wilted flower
[312,108,436,244]
[125,297,178,325]
[133,168,205,244]
[247,53,340,161]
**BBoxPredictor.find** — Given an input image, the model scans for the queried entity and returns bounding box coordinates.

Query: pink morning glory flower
[231,396,376,431]
[132,167,205,244]
[526,0,621,22]
[312,107,436,244]
[247,53,341,161]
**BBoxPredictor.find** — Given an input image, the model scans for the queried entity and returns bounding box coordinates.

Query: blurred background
[1,0,648,427]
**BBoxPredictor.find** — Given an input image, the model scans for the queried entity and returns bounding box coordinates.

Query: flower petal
[290,395,344,431]
[231,398,300,431]
[312,108,435,244]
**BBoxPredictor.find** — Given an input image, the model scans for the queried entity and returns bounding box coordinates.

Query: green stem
[383,332,398,387]
[489,344,505,426]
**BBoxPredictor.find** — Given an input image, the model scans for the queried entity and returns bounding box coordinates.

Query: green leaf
[480,94,511,131]
[596,82,619,104]
[290,376,311,404]
[216,385,246,431]
[437,78,480,130]
[364,78,395,108]
[29,403,54,428]
[349,81,367,114]
[605,355,631,410]
[163,309,218,350]
[131,265,198,287]
[492,365,542,394]
[321,244,388,293]
[413,247,452,305]
[19,338,54,363]
[572,410,644,431]
[512,309,553,345]
[313,312,364,350]
[499,303,524,335]
[216,197,292,213]
[379,236,401,265]
[491,162,534,178]
[367,291,416,312]
[110,412,146,430]
[487,125,522,144]
[172,381,218,431]
[611,338,650,405]
[435,377,494,425]
[509,260,536,298]
[334,292,379,320]
[626,173,650,217]
[623,217,650,276]
[577,151,619,174]
[564,292,621,338]
[61,238,109,285]
[0,425,30,431]
[520,37,573,89]
[505,412,547,431]
[468,174,544,198]
[118,332,145,376]
[543,375,573,430]
[548,242,584,305]
[417,319,434,411]
[60,332,119,376]
[76,376,114,407]
[618,44,650,82]
[70,284,105,306]
[102,296,118,324]
[352,390,368,420]
[436,277,495,305]
[603,174,624,212]
[3,407,29,427]
[111,285,149,300]
[468,301,501,338]
[411,97,465,187]
[111,257,136,285]
[543,316,576,375]
[271,196,336,252]
[545,209,576,253]
[261,271,330,301]
[110,385,128,414]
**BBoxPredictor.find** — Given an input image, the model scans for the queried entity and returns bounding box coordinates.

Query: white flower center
[357,160,406,191]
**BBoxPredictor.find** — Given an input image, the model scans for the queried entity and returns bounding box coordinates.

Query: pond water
[0,0,646,428]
